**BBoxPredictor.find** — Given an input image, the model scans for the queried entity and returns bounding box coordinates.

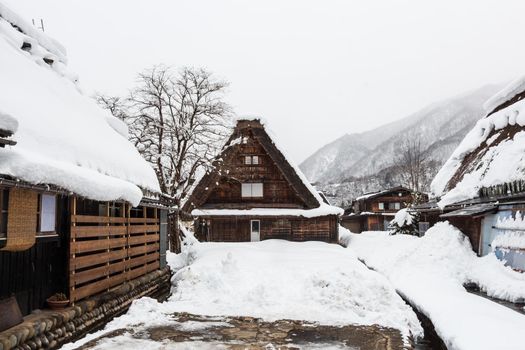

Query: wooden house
[0,5,170,344]
[341,186,426,233]
[417,77,525,270]
[182,119,343,243]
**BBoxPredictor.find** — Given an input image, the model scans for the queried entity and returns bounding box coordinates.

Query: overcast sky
[6,0,525,163]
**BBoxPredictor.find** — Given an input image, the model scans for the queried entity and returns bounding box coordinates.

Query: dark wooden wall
[204,130,306,209]
[0,196,69,315]
[447,217,482,254]
[199,216,338,243]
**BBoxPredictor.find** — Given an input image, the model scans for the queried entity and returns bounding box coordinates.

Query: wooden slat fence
[69,199,160,303]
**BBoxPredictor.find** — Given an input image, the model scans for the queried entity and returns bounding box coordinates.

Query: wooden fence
[69,198,160,303]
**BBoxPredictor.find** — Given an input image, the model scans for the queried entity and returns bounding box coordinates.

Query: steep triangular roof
[431,78,525,207]
[183,119,336,214]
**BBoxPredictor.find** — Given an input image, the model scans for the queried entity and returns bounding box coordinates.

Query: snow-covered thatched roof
[431,77,525,207]
[0,2,160,206]
[184,118,343,217]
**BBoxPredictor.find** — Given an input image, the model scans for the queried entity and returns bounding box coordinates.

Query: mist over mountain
[300,84,501,206]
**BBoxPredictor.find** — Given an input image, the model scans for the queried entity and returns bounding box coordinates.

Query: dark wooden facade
[184,119,341,243]
[0,183,168,316]
[195,216,339,242]
[341,187,426,233]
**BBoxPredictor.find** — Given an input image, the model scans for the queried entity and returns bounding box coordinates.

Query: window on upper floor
[388,202,401,210]
[241,183,263,198]
[244,155,260,165]
[378,202,384,210]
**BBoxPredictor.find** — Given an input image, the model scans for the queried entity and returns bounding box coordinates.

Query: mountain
[300,84,502,205]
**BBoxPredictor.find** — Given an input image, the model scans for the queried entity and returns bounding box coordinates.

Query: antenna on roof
[32,19,45,32]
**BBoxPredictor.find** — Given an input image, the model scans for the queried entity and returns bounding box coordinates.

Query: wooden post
[69,196,77,305]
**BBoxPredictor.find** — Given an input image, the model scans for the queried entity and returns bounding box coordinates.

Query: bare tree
[394,137,435,194]
[96,65,233,205]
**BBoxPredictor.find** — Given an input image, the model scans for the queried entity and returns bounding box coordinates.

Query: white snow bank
[168,240,421,337]
[343,223,525,350]
[0,9,160,205]
[432,96,525,207]
[483,76,525,114]
[64,240,423,349]
[0,110,18,134]
[192,203,343,218]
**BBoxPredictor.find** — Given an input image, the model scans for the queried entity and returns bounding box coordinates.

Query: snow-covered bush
[389,208,419,235]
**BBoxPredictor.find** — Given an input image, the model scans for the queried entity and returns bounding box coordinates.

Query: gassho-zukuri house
[182,119,343,243]
[417,76,525,271]
[0,3,171,347]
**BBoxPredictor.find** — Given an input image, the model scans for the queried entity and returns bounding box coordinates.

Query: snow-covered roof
[483,76,525,115]
[0,3,160,206]
[432,78,525,208]
[355,186,411,201]
[184,118,343,217]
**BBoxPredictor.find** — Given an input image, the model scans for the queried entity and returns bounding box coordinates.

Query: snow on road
[64,239,422,349]
[341,222,525,350]
[168,240,420,337]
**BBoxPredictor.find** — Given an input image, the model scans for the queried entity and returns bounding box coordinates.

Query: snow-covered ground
[64,239,422,349]
[341,222,525,350]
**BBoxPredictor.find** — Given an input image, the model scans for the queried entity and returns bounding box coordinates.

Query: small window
[394,202,401,210]
[39,194,56,233]
[378,202,384,210]
[241,183,264,198]
[0,189,9,238]
[244,155,260,165]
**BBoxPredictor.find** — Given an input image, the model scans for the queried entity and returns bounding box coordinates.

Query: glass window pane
[245,156,252,165]
[252,156,259,165]
[40,194,56,232]
[252,183,263,197]
[241,183,252,197]
[378,202,384,210]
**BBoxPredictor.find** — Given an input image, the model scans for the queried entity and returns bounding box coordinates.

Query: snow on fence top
[0,3,160,206]
[431,79,525,207]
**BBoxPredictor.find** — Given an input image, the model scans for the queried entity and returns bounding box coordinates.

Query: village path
[342,225,525,350]
[63,239,423,349]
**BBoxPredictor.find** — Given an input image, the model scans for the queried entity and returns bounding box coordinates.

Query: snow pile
[65,240,423,349]
[343,223,525,350]
[391,208,414,227]
[0,110,18,134]
[168,240,421,338]
[0,4,160,205]
[432,94,525,206]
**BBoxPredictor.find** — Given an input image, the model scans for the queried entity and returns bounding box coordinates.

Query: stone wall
[0,267,171,350]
